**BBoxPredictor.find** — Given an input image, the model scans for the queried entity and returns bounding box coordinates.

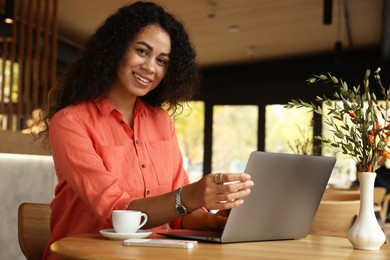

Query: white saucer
[99,229,152,240]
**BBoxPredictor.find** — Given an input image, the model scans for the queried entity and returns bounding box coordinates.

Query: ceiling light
[228,25,240,33]
[4,18,13,24]
[208,1,216,18]
[4,0,14,24]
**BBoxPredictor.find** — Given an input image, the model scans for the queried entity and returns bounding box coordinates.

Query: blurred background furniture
[323,187,389,223]
[312,186,390,239]
[310,200,360,237]
[322,188,360,201]
[381,194,390,224]
[374,187,389,225]
[0,153,56,260]
[18,203,51,260]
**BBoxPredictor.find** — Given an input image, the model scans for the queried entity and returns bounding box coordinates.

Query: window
[212,105,258,172]
[0,59,19,103]
[172,101,204,183]
[265,104,313,155]
[0,59,19,130]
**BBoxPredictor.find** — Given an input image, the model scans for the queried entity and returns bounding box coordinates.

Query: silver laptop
[158,151,336,243]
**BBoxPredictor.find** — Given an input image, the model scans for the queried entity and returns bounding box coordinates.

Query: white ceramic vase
[347,171,386,250]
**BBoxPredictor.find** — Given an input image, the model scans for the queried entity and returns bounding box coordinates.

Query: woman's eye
[157,58,169,66]
[136,48,147,56]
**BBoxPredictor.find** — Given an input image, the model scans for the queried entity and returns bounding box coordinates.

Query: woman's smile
[110,24,171,103]
[133,72,152,84]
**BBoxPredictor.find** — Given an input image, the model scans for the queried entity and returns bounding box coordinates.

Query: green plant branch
[285,68,390,172]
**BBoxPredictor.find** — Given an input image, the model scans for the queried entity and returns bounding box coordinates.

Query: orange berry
[376,121,382,130]
[381,151,390,159]
[368,135,374,144]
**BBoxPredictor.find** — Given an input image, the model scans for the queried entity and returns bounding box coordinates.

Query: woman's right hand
[181,172,254,212]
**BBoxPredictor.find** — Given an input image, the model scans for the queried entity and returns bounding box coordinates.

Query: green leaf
[307,78,316,84]
[319,74,327,80]
[331,76,339,84]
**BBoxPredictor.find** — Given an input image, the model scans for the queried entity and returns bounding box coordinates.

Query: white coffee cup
[112,210,148,234]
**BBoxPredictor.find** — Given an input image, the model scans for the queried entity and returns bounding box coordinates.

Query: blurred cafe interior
[1,0,390,259]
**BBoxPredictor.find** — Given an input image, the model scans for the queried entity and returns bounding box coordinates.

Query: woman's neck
[107,87,137,126]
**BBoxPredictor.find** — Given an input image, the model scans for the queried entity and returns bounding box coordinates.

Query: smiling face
[109,24,171,105]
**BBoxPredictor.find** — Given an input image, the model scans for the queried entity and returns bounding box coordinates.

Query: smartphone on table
[123,238,198,249]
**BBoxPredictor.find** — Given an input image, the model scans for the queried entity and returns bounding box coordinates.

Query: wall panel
[0,0,58,131]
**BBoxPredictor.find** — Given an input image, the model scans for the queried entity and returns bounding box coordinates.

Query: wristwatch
[175,187,188,216]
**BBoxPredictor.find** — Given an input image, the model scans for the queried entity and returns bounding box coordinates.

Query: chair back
[322,188,360,201]
[310,200,360,237]
[374,187,387,206]
[380,193,390,225]
[374,187,388,224]
[18,202,51,260]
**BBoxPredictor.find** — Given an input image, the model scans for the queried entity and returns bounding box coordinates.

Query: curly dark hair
[39,1,200,141]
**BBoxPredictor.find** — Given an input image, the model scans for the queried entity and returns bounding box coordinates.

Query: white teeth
[134,73,150,83]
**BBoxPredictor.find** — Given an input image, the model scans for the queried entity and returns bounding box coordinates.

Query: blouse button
[141,164,146,168]
[135,140,139,144]
[146,190,151,196]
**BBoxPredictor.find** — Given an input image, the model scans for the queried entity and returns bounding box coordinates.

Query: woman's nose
[141,59,156,74]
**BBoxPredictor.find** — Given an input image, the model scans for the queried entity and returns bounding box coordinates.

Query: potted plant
[285,68,387,250]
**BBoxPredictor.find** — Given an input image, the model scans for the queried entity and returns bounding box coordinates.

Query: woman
[42,2,253,259]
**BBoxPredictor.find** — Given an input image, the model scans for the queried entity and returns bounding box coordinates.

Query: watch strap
[175,187,188,216]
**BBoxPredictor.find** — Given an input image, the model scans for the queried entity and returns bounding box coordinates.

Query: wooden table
[50,232,390,259]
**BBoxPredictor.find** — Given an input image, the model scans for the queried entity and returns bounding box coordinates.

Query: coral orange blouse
[43,97,189,259]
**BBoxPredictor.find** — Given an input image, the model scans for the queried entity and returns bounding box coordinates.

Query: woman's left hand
[182,172,254,212]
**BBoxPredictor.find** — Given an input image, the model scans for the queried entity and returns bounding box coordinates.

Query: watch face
[176,205,186,215]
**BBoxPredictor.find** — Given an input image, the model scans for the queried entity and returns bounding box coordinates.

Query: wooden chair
[18,202,51,260]
[374,187,388,224]
[381,194,390,224]
[322,187,387,223]
[322,188,360,201]
[310,200,360,237]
